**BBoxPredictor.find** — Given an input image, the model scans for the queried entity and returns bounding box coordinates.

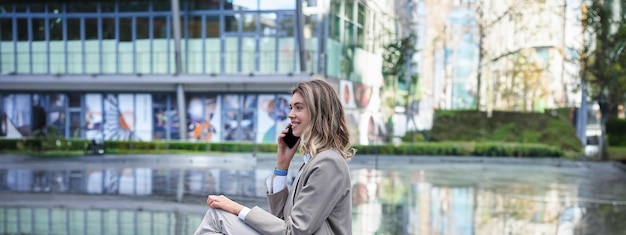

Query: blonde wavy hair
[293,79,356,159]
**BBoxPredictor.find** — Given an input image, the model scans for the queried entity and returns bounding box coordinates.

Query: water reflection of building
[1,167,267,198]
[3,160,626,234]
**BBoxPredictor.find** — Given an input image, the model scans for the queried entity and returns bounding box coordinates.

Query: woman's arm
[245,152,351,234]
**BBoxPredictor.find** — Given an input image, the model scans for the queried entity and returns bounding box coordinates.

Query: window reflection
[152,17,169,39]
[1,19,12,41]
[225,14,239,33]
[228,0,258,10]
[259,0,295,10]
[242,14,257,33]
[32,18,46,41]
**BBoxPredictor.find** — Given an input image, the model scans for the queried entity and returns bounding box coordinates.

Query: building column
[171,0,187,141]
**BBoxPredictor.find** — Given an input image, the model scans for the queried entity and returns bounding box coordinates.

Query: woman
[194,78,356,235]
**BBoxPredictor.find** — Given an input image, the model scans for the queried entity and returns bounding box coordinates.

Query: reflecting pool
[1,155,625,235]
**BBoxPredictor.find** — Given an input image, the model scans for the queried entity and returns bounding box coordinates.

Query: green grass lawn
[609,146,626,161]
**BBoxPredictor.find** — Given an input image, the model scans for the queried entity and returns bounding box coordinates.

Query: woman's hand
[276,123,300,169]
[207,195,244,216]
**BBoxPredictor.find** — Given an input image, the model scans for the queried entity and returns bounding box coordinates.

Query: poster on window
[256,94,290,143]
[207,95,222,142]
[241,95,257,141]
[340,80,357,109]
[187,95,221,142]
[1,94,32,137]
[104,94,134,140]
[85,94,103,140]
[222,95,239,141]
[135,94,153,141]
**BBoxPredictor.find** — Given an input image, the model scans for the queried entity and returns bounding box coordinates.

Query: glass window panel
[49,94,67,137]
[48,18,63,40]
[46,3,62,13]
[242,14,257,33]
[331,1,341,16]
[241,95,256,141]
[16,18,27,41]
[224,37,238,72]
[69,111,81,138]
[260,0,294,10]
[259,14,277,72]
[304,15,317,39]
[136,17,150,39]
[357,3,365,26]
[222,95,240,141]
[169,97,180,140]
[100,2,115,12]
[224,14,239,33]
[153,1,172,11]
[344,22,354,45]
[119,18,132,41]
[357,27,364,48]
[85,18,99,40]
[69,3,98,12]
[66,18,81,40]
[152,94,169,140]
[32,18,45,41]
[15,4,26,12]
[304,0,316,7]
[69,94,81,108]
[0,4,13,13]
[30,3,45,12]
[1,19,12,41]
[102,18,115,39]
[260,13,276,36]
[241,37,255,73]
[230,0,258,10]
[50,94,66,110]
[278,15,294,37]
[188,16,202,39]
[330,15,341,41]
[207,15,220,37]
[189,0,220,10]
[345,0,354,21]
[153,17,168,39]
[32,95,47,135]
[119,2,149,12]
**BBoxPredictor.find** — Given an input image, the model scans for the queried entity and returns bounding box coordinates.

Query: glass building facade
[0,0,403,144]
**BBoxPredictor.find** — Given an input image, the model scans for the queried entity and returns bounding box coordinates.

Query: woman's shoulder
[312,149,348,166]
[316,149,343,159]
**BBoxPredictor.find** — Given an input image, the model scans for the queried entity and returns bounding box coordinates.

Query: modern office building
[0,0,412,145]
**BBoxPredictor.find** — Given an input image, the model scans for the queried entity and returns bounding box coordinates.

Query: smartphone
[282,126,300,149]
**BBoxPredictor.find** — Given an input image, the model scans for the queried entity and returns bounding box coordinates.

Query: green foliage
[1,138,563,158]
[353,142,561,157]
[382,34,417,78]
[608,146,626,160]
[582,1,626,114]
[607,118,626,146]
[430,110,582,156]
[401,131,427,142]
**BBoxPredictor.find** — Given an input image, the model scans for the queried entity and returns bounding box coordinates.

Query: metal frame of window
[0,1,306,75]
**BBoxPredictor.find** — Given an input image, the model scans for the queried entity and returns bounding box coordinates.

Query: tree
[497,49,547,111]
[467,0,557,111]
[381,34,419,141]
[580,1,626,160]
[467,0,528,110]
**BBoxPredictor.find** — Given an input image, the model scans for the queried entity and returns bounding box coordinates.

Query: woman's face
[288,92,311,137]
